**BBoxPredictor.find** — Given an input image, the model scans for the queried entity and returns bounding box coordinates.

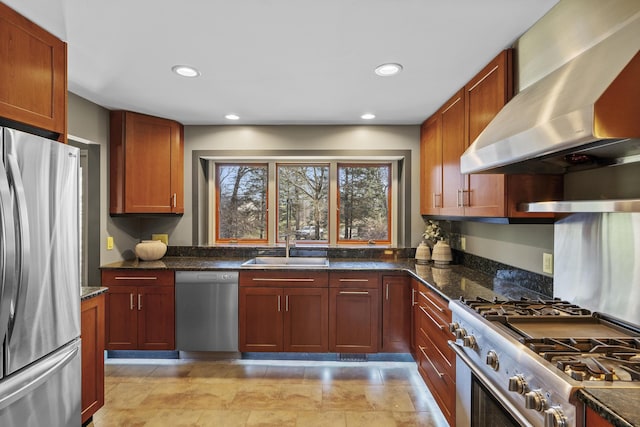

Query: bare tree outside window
[216,164,268,241]
[277,164,329,242]
[338,164,391,243]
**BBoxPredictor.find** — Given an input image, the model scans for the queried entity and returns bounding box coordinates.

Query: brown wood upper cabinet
[420,50,562,218]
[0,3,67,140]
[110,110,184,214]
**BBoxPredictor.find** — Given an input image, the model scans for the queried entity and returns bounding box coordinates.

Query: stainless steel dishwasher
[175,271,239,351]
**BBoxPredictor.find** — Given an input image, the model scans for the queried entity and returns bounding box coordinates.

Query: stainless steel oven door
[452,342,534,427]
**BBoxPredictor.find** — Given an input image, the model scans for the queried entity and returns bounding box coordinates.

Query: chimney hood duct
[460,12,640,175]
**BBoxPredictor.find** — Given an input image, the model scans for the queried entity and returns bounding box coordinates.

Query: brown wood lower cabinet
[329,272,380,353]
[239,271,329,353]
[415,284,456,426]
[381,275,411,352]
[81,294,105,424]
[102,270,175,350]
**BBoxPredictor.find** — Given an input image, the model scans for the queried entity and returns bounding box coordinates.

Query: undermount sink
[240,256,329,269]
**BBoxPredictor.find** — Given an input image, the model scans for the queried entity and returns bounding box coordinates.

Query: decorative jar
[135,240,167,261]
[431,240,452,265]
[415,242,431,264]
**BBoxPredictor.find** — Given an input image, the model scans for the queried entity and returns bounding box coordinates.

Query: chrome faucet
[285,234,296,258]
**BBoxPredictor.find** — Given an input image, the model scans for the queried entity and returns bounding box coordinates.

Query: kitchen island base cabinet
[329,272,380,353]
[102,270,175,351]
[239,271,329,353]
[81,294,105,424]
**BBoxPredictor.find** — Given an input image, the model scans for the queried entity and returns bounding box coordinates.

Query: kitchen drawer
[102,270,174,286]
[417,305,455,359]
[416,287,451,325]
[416,334,455,425]
[329,272,380,289]
[418,322,453,377]
[239,271,328,287]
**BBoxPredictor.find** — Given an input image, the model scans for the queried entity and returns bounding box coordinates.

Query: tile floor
[91,356,449,427]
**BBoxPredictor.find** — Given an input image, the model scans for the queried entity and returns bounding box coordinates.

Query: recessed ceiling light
[374,63,403,77]
[361,113,376,120]
[171,65,200,77]
[225,114,240,120]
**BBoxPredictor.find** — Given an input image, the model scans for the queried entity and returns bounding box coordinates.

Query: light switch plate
[106,236,114,251]
[460,236,466,251]
[543,252,553,274]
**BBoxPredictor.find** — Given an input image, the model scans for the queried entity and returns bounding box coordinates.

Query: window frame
[214,162,269,244]
[336,162,392,245]
[276,162,330,244]
[198,149,410,248]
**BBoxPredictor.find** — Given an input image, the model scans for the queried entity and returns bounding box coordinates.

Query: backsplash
[555,213,640,326]
[166,245,553,297]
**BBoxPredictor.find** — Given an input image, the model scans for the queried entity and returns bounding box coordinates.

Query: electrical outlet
[543,252,553,274]
[460,236,466,251]
[106,236,114,251]
[152,233,169,245]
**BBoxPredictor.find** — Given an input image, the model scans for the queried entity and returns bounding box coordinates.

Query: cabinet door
[420,115,442,215]
[381,275,411,353]
[81,295,105,424]
[105,286,138,350]
[464,50,512,217]
[137,285,175,350]
[283,288,328,352]
[329,287,379,353]
[440,89,465,216]
[239,287,283,352]
[124,112,181,213]
[0,3,67,137]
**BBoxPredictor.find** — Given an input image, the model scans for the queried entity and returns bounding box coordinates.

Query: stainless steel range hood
[460,10,640,176]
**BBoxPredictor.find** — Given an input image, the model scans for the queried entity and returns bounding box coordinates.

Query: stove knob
[455,328,467,340]
[463,335,477,348]
[544,407,568,427]
[449,322,459,333]
[508,375,527,394]
[486,350,499,370]
[524,390,547,412]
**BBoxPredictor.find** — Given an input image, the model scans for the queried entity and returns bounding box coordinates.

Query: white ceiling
[5,0,559,125]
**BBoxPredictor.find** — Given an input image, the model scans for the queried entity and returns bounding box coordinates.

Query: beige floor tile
[345,410,398,427]
[196,409,251,427]
[365,385,416,412]
[295,410,347,427]
[95,358,449,427]
[246,410,297,427]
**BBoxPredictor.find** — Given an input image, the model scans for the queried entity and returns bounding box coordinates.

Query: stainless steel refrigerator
[0,127,81,426]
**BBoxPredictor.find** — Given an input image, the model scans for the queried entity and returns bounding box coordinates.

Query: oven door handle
[448,341,535,427]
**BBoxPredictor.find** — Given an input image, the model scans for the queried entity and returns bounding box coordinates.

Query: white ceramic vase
[135,240,167,261]
[431,240,452,265]
[415,242,431,264]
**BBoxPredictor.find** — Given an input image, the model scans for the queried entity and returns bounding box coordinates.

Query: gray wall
[68,93,557,274]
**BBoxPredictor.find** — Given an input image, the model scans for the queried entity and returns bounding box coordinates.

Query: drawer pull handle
[420,306,446,331]
[252,278,315,282]
[138,294,142,310]
[114,276,157,280]
[130,293,134,310]
[338,278,369,282]
[285,295,289,312]
[411,289,416,306]
[277,295,281,312]
[419,346,444,378]
[386,283,389,300]
[339,291,369,295]
[420,291,445,313]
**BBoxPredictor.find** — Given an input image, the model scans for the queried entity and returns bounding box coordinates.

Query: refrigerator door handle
[0,341,79,411]
[5,152,31,334]
[0,156,18,355]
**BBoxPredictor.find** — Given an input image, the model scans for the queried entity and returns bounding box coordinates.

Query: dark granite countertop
[577,388,640,427]
[101,256,546,303]
[81,286,108,301]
